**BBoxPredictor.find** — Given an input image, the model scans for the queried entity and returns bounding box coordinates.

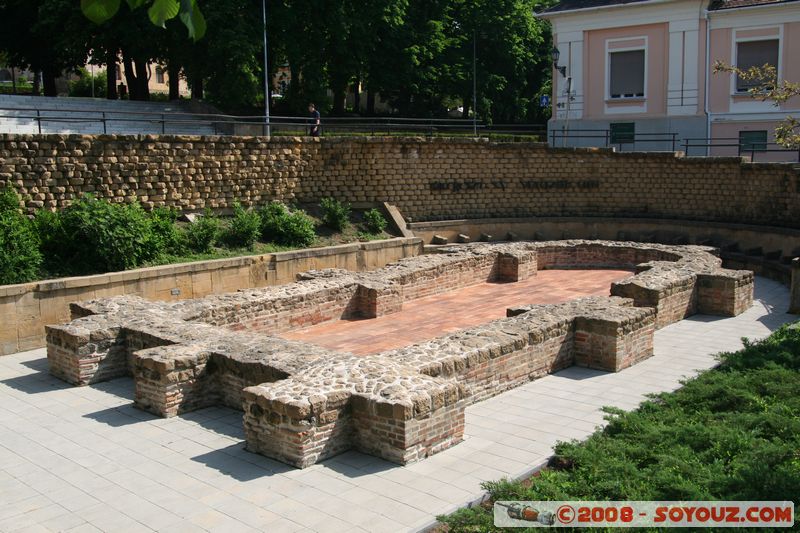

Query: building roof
[709,0,799,9]
[540,0,798,14]
[539,0,652,14]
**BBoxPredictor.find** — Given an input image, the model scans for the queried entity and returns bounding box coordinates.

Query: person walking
[308,103,321,137]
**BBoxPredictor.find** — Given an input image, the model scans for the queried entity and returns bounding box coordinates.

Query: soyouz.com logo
[493,501,795,528]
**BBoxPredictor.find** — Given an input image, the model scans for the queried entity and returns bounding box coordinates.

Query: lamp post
[262,0,271,137]
[473,29,477,137]
[551,47,572,147]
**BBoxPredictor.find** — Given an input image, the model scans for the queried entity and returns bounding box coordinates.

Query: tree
[81,0,206,41]
[713,61,799,148]
[441,0,551,123]
[190,0,262,111]
[0,0,88,96]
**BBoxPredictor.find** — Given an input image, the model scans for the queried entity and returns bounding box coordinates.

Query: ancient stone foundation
[46,241,753,468]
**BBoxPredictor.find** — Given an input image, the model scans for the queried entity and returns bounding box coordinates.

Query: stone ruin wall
[1,134,799,228]
[45,241,755,469]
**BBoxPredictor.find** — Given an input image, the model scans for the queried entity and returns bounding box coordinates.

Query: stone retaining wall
[45,241,754,469]
[2,135,799,229]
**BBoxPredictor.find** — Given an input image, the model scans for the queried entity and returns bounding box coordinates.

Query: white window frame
[731,26,782,96]
[605,36,648,101]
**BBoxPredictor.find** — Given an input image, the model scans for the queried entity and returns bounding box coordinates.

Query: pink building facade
[539,0,800,161]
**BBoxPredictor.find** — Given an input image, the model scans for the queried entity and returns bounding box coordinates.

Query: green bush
[0,187,41,285]
[0,186,21,213]
[260,202,316,247]
[221,202,261,249]
[68,67,107,98]
[320,197,351,231]
[362,208,388,234]
[438,324,800,530]
[50,196,166,274]
[33,208,67,274]
[149,207,185,255]
[185,209,219,253]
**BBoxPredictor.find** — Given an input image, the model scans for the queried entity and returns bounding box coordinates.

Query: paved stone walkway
[283,269,632,355]
[0,277,792,532]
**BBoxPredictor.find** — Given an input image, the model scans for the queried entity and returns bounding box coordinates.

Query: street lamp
[551,47,572,147]
[473,29,477,137]
[551,47,566,78]
[261,0,271,136]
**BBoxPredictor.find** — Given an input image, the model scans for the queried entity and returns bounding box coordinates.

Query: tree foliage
[81,0,206,41]
[0,187,42,285]
[713,61,799,149]
[0,0,552,122]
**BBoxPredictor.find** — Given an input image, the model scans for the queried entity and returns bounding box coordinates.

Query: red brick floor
[282,269,633,356]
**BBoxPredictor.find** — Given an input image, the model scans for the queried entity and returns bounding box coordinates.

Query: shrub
[259,202,316,247]
[221,202,261,249]
[149,207,185,255]
[0,187,41,285]
[185,209,219,253]
[362,208,388,234]
[0,185,21,213]
[320,197,351,231]
[68,67,107,98]
[438,325,800,530]
[33,208,68,274]
[51,196,164,274]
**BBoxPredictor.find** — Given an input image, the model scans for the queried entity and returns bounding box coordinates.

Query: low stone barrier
[45,240,753,468]
[1,237,421,356]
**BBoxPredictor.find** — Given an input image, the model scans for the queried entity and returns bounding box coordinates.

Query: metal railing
[0,105,546,139]
[549,129,679,152]
[682,138,800,162]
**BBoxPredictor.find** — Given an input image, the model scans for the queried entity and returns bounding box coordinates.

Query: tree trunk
[332,86,345,115]
[134,59,149,101]
[353,81,360,113]
[105,50,118,100]
[366,89,375,115]
[462,96,470,119]
[32,71,41,96]
[123,54,138,100]
[42,70,57,97]
[168,62,180,100]
[11,68,16,94]
[191,76,203,99]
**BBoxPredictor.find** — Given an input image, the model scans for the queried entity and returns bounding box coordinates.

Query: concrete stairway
[0,95,218,136]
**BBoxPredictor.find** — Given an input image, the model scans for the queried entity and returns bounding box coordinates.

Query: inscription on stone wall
[429,179,601,192]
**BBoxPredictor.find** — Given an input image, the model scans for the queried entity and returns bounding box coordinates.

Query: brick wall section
[351,398,466,465]
[697,272,754,316]
[243,295,653,468]
[1,135,799,228]
[45,241,753,469]
[185,247,535,337]
[0,237,421,357]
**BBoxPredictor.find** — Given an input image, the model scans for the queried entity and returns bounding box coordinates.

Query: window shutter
[736,40,779,91]
[609,50,645,98]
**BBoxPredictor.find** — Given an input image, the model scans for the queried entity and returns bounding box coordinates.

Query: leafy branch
[81,0,206,41]
[713,60,799,148]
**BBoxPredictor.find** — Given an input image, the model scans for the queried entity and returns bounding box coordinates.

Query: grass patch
[438,324,800,531]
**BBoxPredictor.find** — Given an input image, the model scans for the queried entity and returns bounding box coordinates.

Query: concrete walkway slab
[0,277,792,532]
